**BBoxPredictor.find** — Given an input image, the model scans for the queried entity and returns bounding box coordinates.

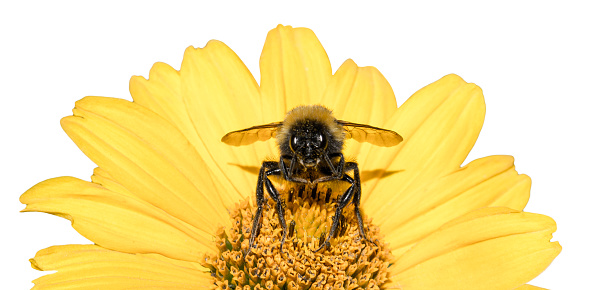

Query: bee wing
[338,120,403,147]
[221,122,282,146]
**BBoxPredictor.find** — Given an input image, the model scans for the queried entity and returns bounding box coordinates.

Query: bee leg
[313,153,345,184]
[326,153,345,178]
[313,171,355,252]
[281,154,309,183]
[262,167,289,256]
[346,162,378,248]
[279,155,294,180]
[246,161,280,256]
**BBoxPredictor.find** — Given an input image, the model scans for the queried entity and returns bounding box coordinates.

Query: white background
[2,1,593,288]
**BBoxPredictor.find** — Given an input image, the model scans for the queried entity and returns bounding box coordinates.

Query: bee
[221,105,402,254]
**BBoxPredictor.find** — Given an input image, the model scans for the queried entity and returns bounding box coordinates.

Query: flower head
[21,25,560,289]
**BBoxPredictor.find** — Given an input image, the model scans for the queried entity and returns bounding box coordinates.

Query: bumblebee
[222,105,402,254]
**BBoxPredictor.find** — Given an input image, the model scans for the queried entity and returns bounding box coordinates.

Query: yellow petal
[180,41,277,201]
[30,244,211,289]
[361,74,484,206]
[372,155,530,257]
[130,62,187,136]
[21,177,216,261]
[91,167,137,199]
[130,61,238,176]
[385,208,561,290]
[320,59,398,161]
[61,97,229,233]
[132,41,269,205]
[260,24,332,118]
[321,59,397,124]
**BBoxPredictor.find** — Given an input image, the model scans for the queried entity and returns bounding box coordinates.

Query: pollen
[201,184,392,290]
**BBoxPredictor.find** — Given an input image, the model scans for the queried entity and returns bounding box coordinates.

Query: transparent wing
[221,122,282,146]
[338,120,403,147]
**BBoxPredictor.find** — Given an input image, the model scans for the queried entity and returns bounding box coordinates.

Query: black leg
[346,162,377,247]
[263,168,288,255]
[247,161,274,255]
[313,161,375,252]
[279,155,292,180]
[312,153,345,184]
[324,152,344,177]
[314,174,354,252]
[246,161,288,256]
[280,154,308,183]
[288,155,297,178]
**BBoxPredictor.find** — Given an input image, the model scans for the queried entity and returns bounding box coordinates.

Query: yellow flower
[21,25,560,289]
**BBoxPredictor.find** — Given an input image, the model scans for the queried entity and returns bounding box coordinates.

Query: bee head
[277,105,344,167]
[288,121,328,167]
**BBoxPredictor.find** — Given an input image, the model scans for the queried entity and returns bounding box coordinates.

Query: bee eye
[290,135,301,152]
[317,133,327,149]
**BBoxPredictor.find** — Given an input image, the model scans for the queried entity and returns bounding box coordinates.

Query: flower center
[201,184,391,290]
